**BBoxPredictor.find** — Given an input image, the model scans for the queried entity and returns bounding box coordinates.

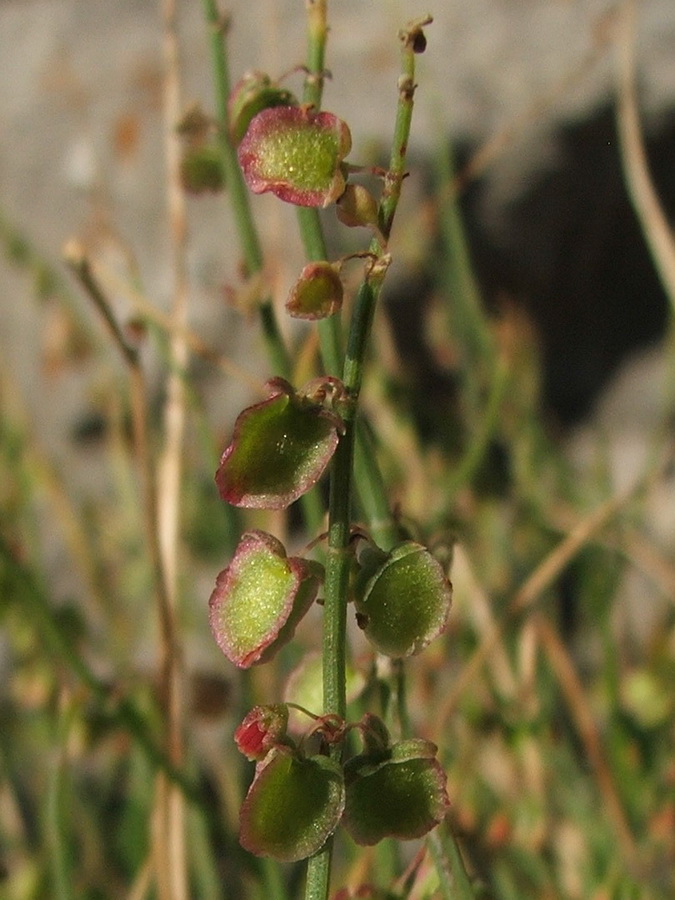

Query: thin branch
[439,479,646,726]
[155,0,189,896]
[615,0,675,314]
[65,247,183,890]
[534,614,640,868]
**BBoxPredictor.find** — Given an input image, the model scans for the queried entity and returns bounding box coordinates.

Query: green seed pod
[336,183,380,231]
[228,70,298,145]
[216,377,343,509]
[209,530,323,668]
[239,746,345,861]
[343,738,449,845]
[286,261,343,319]
[353,541,452,658]
[238,105,352,208]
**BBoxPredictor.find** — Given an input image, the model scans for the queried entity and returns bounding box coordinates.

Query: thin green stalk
[427,822,477,900]
[306,23,428,900]
[321,276,388,722]
[435,143,494,379]
[392,658,411,740]
[262,857,289,900]
[304,846,332,900]
[201,0,326,534]
[303,0,329,110]
[47,699,76,900]
[201,0,289,376]
[353,423,399,550]
[443,351,510,501]
[378,18,433,246]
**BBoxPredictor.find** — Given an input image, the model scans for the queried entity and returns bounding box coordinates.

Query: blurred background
[1,1,674,897]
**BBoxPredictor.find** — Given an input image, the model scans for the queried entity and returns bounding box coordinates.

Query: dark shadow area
[386,104,675,434]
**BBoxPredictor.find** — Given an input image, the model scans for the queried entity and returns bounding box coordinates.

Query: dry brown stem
[153,0,190,896]
[615,0,675,313]
[534,614,640,869]
[439,482,643,726]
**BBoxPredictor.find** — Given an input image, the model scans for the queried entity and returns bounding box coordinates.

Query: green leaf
[238,105,352,207]
[353,541,452,657]
[343,740,449,845]
[209,530,322,668]
[216,378,343,509]
[240,747,345,861]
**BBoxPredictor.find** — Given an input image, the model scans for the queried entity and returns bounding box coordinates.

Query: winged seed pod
[209,530,323,668]
[237,105,352,207]
[342,738,449,845]
[286,261,344,319]
[215,377,343,509]
[353,541,452,658]
[239,745,345,861]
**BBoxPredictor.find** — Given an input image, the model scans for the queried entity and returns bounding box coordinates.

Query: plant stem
[201,0,290,376]
[443,350,510,501]
[304,844,333,900]
[47,695,76,900]
[201,0,327,534]
[435,143,494,402]
[303,0,328,110]
[427,822,476,900]
[156,1,190,895]
[306,22,428,900]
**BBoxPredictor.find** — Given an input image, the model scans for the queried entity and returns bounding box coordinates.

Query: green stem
[304,842,332,900]
[307,23,427,900]
[201,0,289,376]
[47,700,76,900]
[201,0,326,533]
[427,822,477,900]
[435,143,494,396]
[353,423,399,550]
[303,0,328,109]
[443,350,510,501]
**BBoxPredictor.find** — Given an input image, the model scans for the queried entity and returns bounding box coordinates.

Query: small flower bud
[228,70,298,145]
[286,261,343,319]
[235,704,289,760]
[336,184,380,231]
